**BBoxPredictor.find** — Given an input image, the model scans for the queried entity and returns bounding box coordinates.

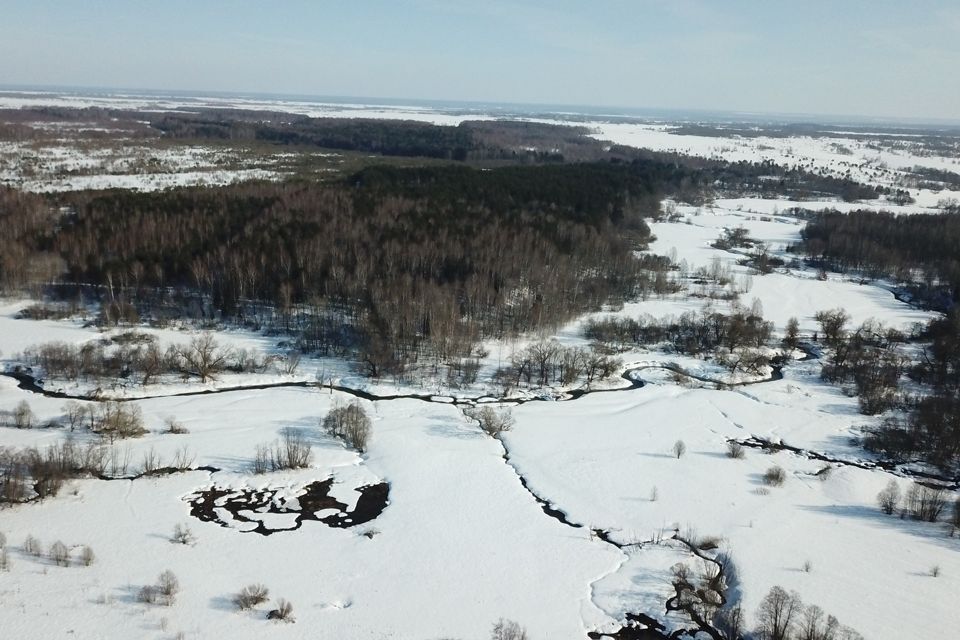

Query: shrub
[157,570,180,605]
[763,466,786,486]
[137,585,159,604]
[466,405,515,438]
[233,584,270,610]
[252,430,313,473]
[877,480,901,515]
[726,441,745,459]
[0,548,8,571]
[164,416,189,434]
[267,598,294,622]
[322,402,372,451]
[171,523,195,545]
[94,402,147,441]
[49,540,70,567]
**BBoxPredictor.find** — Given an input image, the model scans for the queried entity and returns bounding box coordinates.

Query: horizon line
[2,83,960,129]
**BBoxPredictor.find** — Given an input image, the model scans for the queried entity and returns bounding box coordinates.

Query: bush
[267,598,294,622]
[93,402,147,441]
[171,523,195,545]
[0,548,8,571]
[763,466,786,486]
[157,570,180,605]
[466,405,515,438]
[252,430,313,473]
[49,540,70,567]
[164,416,189,435]
[322,402,372,452]
[137,585,159,604]
[233,584,270,610]
[726,441,745,459]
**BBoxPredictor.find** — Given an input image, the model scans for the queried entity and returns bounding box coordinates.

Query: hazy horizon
[2,1,958,124]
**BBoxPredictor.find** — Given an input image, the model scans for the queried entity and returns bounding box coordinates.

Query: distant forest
[0,114,895,376]
[797,210,960,308]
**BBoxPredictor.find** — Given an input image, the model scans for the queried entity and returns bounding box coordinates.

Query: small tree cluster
[253,430,314,473]
[754,586,863,640]
[322,402,372,452]
[139,570,180,606]
[904,482,947,522]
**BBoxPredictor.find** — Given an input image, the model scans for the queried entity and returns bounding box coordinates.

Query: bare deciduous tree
[491,618,529,640]
[12,400,34,429]
[673,439,687,459]
[755,586,801,640]
[49,540,70,567]
[178,333,231,383]
[877,479,901,515]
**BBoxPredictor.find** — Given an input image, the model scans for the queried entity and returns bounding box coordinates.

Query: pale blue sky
[1,0,958,120]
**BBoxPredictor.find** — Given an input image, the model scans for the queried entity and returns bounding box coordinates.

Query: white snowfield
[1,95,959,639]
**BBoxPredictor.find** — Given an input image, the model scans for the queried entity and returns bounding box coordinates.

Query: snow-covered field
[2,92,959,639]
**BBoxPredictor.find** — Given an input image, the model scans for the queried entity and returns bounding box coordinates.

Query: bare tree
[62,401,85,431]
[905,482,947,522]
[12,400,34,429]
[23,534,42,557]
[673,439,687,459]
[80,545,95,566]
[49,540,70,567]
[157,570,180,605]
[178,333,231,383]
[755,586,802,640]
[491,618,529,640]
[877,479,901,515]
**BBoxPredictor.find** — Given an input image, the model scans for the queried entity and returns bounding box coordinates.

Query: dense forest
[798,209,960,470]
[1,161,684,376]
[796,210,960,308]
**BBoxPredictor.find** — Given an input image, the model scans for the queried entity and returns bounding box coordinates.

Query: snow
[2,93,958,639]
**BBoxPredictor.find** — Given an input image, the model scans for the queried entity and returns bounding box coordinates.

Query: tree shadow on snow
[798,503,960,551]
